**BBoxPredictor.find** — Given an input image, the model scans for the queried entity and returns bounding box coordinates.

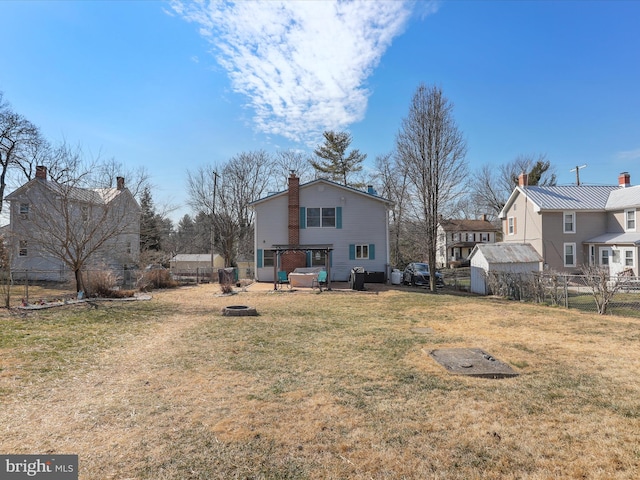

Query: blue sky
[1,0,639,222]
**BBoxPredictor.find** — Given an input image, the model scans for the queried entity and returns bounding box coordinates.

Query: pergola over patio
[271,244,334,291]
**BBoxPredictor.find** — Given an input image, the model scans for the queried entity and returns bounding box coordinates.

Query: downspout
[385,205,391,281]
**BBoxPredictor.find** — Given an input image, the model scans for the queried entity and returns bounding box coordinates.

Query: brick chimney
[618,172,631,188]
[282,171,307,272]
[116,176,125,190]
[518,172,528,187]
[35,165,47,180]
[288,172,300,244]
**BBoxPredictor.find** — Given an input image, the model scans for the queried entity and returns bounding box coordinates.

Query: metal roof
[605,185,640,210]
[470,243,542,264]
[585,232,640,245]
[522,185,618,211]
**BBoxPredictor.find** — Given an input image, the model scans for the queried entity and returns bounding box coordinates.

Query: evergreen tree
[139,186,162,252]
[311,131,366,187]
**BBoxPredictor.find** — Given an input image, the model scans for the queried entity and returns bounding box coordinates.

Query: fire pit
[221,305,258,316]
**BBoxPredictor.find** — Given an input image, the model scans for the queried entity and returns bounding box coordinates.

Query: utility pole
[570,164,587,186]
[211,171,219,278]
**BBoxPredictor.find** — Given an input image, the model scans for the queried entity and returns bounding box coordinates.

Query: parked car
[403,262,444,287]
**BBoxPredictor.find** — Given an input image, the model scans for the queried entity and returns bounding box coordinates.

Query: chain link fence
[482,270,640,316]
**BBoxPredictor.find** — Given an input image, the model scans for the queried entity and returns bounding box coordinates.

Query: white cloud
[171,0,420,144]
[617,148,640,161]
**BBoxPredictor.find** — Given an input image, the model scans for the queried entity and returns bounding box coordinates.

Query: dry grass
[1,284,639,479]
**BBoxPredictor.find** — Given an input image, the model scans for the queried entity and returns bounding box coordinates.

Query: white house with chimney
[249,174,394,284]
[4,165,140,282]
[499,171,640,275]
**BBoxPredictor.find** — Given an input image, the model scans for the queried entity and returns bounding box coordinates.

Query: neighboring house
[499,171,640,276]
[436,216,501,268]
[469,243,543,295]
[249,173,393,283]
[5,165,140,281]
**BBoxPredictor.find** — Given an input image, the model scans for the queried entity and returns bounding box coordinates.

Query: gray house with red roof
[499,172,640,275]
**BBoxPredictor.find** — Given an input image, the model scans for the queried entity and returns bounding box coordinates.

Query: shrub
[139,269,178,291]
[83,270,135,298]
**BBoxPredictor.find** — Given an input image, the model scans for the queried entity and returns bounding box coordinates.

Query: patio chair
[312,270,328,291]
[277,270,290,289]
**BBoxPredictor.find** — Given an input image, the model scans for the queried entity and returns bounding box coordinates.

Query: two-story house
[5,165,140,282]
[436,216,501,268]
[499,171,640,276]
[249,173,393,283]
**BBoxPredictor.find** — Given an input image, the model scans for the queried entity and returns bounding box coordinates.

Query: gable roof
[249,178,393,207]
[5,177,139,209]
[439,218,500,232]
[605,185,640,210]
[470,243,543,264]
[500,184,622,218]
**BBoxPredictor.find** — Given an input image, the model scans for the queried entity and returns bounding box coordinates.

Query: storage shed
[469,243,542,295]
[169,254,225,279]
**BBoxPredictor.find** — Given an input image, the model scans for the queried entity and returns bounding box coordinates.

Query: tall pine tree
[311,131,366,187]
[139,186,162,252]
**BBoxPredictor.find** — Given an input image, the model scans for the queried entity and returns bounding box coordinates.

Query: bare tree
[94,156,151,200]
[186,150,275,267]
[374,152,408,267]
[0,93,42,214]
[472,154,556,219]
[580,264,627,315]
[273,149,313,190]
[9,154,140,293]
[396,84,468,291]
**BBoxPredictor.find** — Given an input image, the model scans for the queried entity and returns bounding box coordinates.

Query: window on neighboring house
[625,250,634,267]
[126,241,132,255]
[482,233,489,242]
[307,207,336,228]
[263,250,275,267]
[453,233,460,242]
[355,244,369,260]
[81,205,89,222]
[508,217,515,235]
[590,245,595,264]
[19,203,30,220]
[601,249,609,265]
[625,209,636,232]
[563,211,576,233]
[564,243,576,267]
[19,240,27,257]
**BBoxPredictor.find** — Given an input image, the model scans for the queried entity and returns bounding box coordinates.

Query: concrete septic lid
[427,348,519,379]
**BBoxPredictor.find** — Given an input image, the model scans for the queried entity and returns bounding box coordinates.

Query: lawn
[0,284,638,479]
